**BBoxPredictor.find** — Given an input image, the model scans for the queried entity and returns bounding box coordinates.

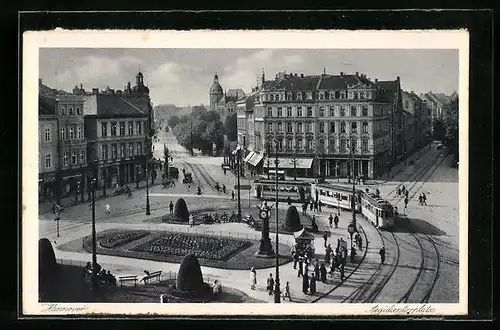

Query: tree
[224,112,237,141]
[167,115,180,128]
[174,198,190,222]
[176,254,205,292]
[432,118,446,142]
[284,206,302,232]
[163,144,170,177]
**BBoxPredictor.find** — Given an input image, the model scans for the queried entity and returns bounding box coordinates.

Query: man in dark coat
[334,214,339,228]
[297,257,304,277]
[379,246,386,264]
[292,251,299,269]
[323,231,328,247]
[302,273,309,294]
[314,259,320,281]
[309,274,316,294]
[267,273,274,295]
[320,263,327,283]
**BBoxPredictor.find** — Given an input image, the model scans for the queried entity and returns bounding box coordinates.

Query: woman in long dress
[250,267,257,290]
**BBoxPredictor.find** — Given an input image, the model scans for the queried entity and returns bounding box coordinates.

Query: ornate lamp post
[348,137,357,263]
[273,139,281,304]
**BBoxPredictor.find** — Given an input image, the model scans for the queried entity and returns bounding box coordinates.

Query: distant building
[236,70,405,179]
[402,90,431,153]
[209,73,245,119]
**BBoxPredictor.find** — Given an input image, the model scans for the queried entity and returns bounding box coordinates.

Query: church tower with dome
[209,73,224,111]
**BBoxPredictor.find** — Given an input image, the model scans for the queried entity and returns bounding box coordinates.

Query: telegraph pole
[273,140,280,303]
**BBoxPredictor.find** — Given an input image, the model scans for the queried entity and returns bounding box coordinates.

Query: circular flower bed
[98,230,150,249]
[131,233,253,261]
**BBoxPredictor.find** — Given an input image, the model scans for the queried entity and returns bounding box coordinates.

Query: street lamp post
[90,177,98,291]
[273,140,281,304]
[348,138,357,263]
[136,163,140,189]
[236,148,242,221]
[145,158,151,216]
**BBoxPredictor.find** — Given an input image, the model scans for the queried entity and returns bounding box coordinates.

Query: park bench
[119,275,138,287]
[141,271,162,285]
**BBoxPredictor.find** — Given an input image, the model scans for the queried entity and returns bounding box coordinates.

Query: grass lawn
[39,264,263,303]
[61,228,292,270]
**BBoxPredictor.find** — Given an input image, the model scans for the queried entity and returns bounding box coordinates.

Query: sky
[39,48,458,107]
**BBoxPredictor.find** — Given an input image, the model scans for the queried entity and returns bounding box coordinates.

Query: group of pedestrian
[328,213,339,228]
[418,192,428,206]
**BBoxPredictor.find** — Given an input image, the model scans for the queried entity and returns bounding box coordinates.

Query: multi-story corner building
[83,89,149,190]
[402,91,431,151]
[38,95,59,200]
[237,71,403,179]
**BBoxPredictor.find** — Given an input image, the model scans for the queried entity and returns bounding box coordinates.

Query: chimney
[92,88,99,95]
[127,82,131,91]
[375,78,378,84]
[300,73,304,78]
[80,83,83,90]
[397,76,400,81]
[340,72,344,76]
[356,72,359,76]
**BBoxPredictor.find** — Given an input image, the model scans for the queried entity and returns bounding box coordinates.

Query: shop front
[262,157,314,178]
[38,172,57,200]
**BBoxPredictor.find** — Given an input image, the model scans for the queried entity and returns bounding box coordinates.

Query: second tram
[310,183,362,212]
[253,179,312,202]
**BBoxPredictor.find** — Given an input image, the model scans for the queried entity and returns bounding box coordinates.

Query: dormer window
[307,92,313,100]
[330,92,335,99]
[360,92,365,99]
[319,92,325,100]
[270,94,274,101]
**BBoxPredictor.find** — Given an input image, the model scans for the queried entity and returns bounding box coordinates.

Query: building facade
[38,95,59,200]
[209,73,245,120]
[237,71,401,179]
[84,92,149,190]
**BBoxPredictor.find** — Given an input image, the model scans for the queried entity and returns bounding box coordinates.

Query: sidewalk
[47,201,385,303]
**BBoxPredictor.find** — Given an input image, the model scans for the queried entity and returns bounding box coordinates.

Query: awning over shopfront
[248,152,263,167]
[243,152,255,163]
[263,158,314,169]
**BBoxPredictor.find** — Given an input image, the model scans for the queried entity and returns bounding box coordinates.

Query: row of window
[101,121,146,137]
[101,142,143,160]
[266,121,370,134]
[266,105,369,118]
[60,105,83,116]
[266,138,369,152]
[262,90,373,102]
[59,125,84,141]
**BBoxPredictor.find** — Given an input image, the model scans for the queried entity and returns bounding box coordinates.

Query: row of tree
[167,105,237,155]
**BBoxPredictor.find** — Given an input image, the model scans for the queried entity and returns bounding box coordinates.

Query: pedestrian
[318,200,322,212]
[309,274,316,294]
[311,215,318,233]
[422,192,427,205]
[418,194,423,206]
[323,231,328,248]
[189,214,195,227]
[379,246,386,264]
[405,190,409,199]
[310,200,314,211]
[404,197,409,210]
[313,200,318,213]
[357,234,363,251]
[314,259,320,281]
[266,273,274,295]
[231,190,235,201]
[375,188,380,197]
[329,214,333,227]
[302,203,307,215]
[320,263,327,283]
[334,214,339,229]
[250,267,257,290]
[222,184,226,194]
[302,273,309,294]
[325,244,332,261]
[297,257,304,277]
[396,187,401,196]
[340,264,345,281]
[223,168,227,175]
[105,204,111,214]
[283,281,292,301]
[169,201,174,214]
[182,168,186,175]
[292,251,299,269]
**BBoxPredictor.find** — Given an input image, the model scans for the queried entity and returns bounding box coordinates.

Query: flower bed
[131,233,253,261]
[98,230,150,249]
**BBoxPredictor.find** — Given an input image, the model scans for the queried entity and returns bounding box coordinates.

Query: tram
[360,192,395,229]
[253,179,312,202]
[310,183,362,212]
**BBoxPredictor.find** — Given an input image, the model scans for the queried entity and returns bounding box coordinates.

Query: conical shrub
[284,205,302,232]
[174,198,190,222]
[39,238,57,279]
[176,253,204,292]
